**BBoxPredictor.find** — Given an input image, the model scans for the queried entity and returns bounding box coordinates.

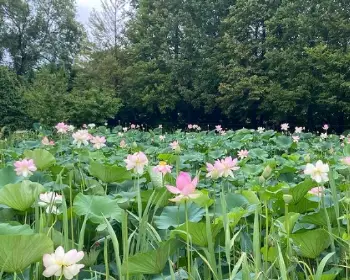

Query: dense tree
[23,66,122,125]
[0,0,83,75]
[89,0,132,50]
[0,66,28,129]
[1,0,350,130]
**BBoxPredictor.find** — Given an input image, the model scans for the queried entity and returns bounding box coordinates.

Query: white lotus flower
[43,246,84,279]
[304,160,329,183]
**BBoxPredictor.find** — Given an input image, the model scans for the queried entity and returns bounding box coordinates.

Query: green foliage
[22,68,71,124]
[73,193,124,223]
[0,181,44,211]
[0,234,53,273]
[0,0,83,75]
[23,67,122,125]
[0,67,28,129]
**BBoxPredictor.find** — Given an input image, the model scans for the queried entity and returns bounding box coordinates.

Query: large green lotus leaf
[249,148,268,159]
[89,161,132,183]
[241,190,260,205]
[157,154,178,164]
[344,144,350,156]
[275,212,300,234]
[0,166,20,188]
[273,198,319,215]
[215,207,247,228]
[0,223,34,235]
[300,208,337,227]
[154,203,205,229]
[214,193,249,215]
[0,180,44,211]
[121,239,181,275]
[24,149,56,170]
[274,136,292,149]
[208,150,225,160]
[289,179,315,204]
[171,221,223,247]
[241,164,263,176]
[0,234,53,272]
[291,229,331,258]
[73,193,124,223]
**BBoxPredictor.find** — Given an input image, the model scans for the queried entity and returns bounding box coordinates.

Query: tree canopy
[1,0,350,131]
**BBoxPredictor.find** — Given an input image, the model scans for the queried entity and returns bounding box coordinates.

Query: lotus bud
[262,165,272,179]
[132,141,137,148]
[304,154,311,163]
[283,194,293,204]
[258,175,266,184]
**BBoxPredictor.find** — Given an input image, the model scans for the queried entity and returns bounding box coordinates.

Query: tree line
[1,0,350,131]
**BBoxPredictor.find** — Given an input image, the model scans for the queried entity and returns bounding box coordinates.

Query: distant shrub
[23,67,122,126]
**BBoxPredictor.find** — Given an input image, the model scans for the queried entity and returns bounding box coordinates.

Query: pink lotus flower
[125,152,149,175]
[42,246,84,279]
[90,136,106,149]
[159,135,166,141]
[188,124,193,129]
[215,125,222,132]
[42,137,55,146]
[159,124,163,129]
[237,149,249,159]
[14,159,37,177]
[72,130,91,148]
[294,127,303,133]
[122,127,128,132]
[323,124,329,130]
[206,161,221,179]
[220,130,226,136]
[196,126,201,131]
[281,123,289,131]
[67,125,75,132]
[55,122,69,134]
[170,141,180,152]
[82,124,87,128]
[341,157,350,166]
[218,156,240,178]
[340,135,345,140]
[292,136,300,143]
[120,139,127,148]
[130,124,136,129]
[166,172,200,202]
[193,124,199,129]
[308,186,326,196]
[153,161,172,175]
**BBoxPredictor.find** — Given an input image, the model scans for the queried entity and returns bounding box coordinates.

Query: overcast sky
[76,0,101,25]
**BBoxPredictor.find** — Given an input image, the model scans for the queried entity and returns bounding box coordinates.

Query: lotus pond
[0,124,349,280]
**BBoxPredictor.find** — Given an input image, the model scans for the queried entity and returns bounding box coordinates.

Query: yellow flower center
[159,161,167,166]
